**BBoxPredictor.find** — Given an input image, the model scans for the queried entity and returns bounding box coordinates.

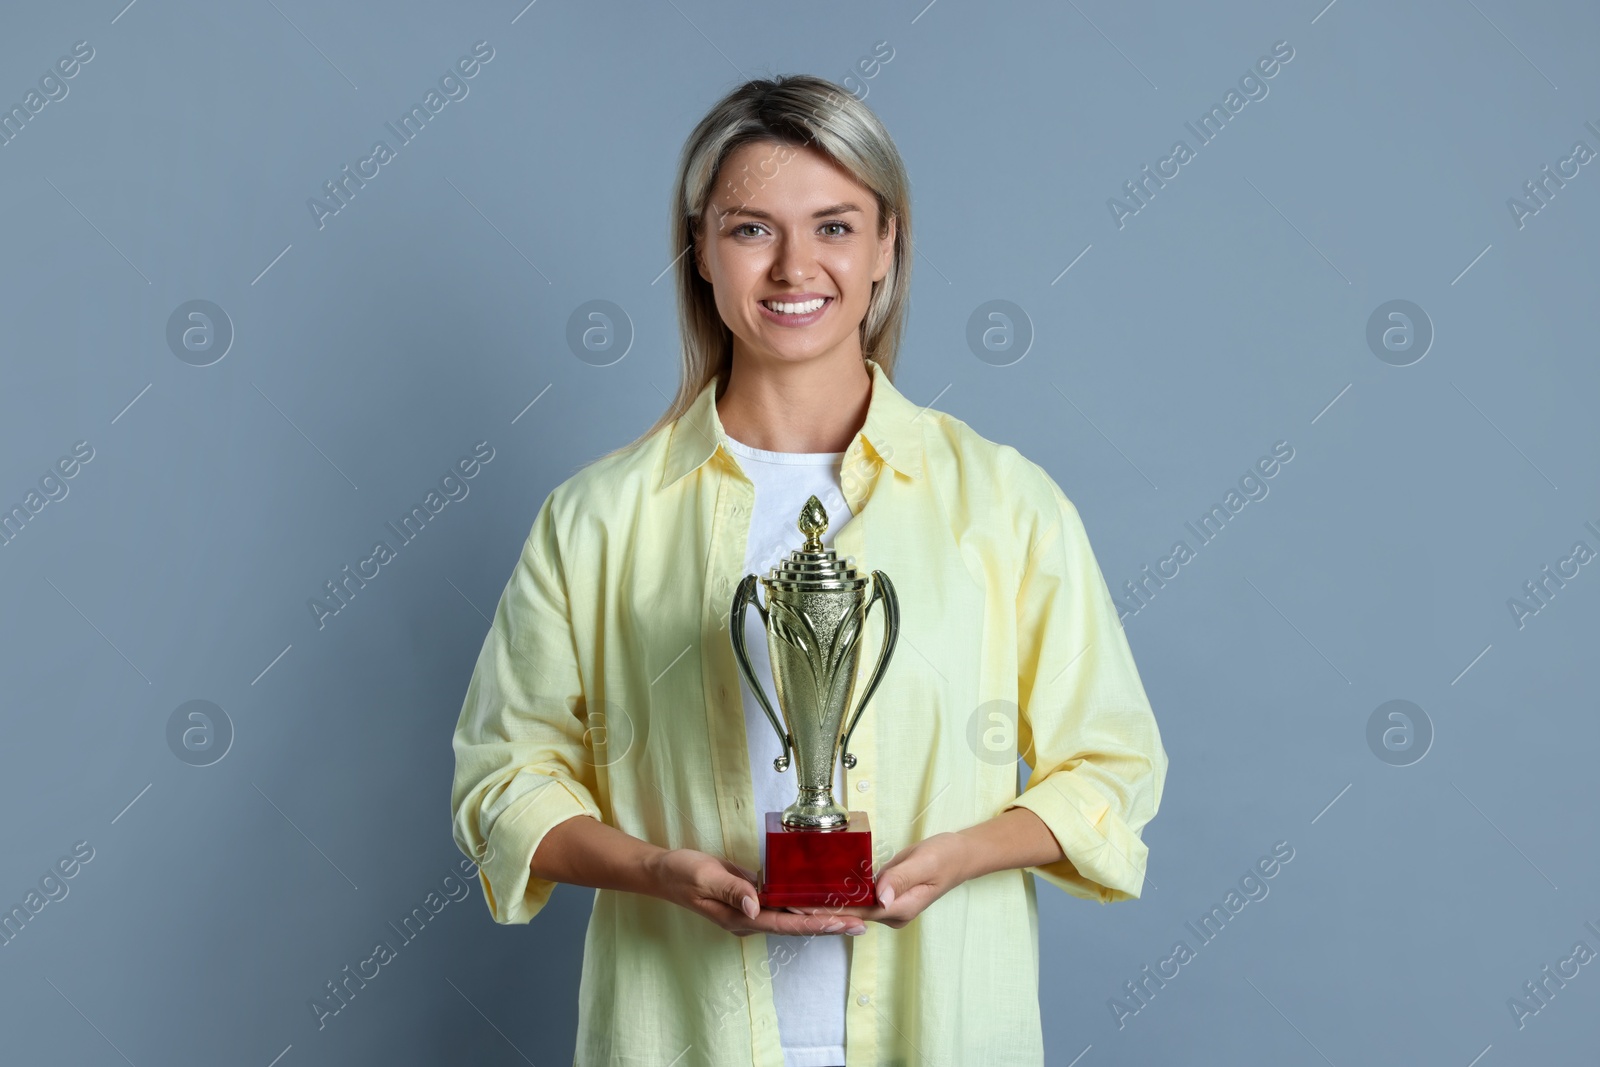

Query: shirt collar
[658,356,926,490]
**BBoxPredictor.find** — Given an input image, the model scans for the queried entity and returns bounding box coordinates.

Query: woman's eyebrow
[718,202,865,221]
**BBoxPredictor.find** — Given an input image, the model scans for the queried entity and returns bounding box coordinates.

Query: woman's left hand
[787,831,975,929]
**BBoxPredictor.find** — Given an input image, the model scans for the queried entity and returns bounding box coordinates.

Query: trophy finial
[798,495,828,552]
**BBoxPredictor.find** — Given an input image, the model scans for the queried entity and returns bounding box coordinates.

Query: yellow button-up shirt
[450,357,1168,1066]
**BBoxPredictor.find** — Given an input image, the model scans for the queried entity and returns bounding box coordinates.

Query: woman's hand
[787,831,975,929]
[647,848,868,937]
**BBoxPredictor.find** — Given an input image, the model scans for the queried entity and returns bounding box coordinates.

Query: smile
[757,296,833,326]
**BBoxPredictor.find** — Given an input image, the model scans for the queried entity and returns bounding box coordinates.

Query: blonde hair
[597,74,914,462]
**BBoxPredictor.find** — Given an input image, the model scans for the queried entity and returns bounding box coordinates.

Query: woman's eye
[730,222,853,238]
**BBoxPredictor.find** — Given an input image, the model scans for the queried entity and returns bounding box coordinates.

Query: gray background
[0,0,1596,1064]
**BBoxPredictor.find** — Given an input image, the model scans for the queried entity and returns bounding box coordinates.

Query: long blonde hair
[598,74,914,462]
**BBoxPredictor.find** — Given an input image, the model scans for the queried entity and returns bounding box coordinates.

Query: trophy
[730,494,899,907]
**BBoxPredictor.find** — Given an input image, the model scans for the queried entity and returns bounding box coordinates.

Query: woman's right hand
[647,848,866,938]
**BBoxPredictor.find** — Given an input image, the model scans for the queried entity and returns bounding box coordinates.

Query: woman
[451,74,1167,1066]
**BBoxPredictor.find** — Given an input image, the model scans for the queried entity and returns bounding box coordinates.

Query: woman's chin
[739,335,856,366]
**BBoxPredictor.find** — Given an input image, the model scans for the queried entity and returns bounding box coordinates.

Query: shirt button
[857,994,871,1006]
[856,779,870,792]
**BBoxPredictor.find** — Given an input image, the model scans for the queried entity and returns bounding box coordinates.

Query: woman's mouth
[757,296,833,326]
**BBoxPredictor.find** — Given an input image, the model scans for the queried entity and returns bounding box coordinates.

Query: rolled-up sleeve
[451,493,604,925]
[1005,461,1167,904]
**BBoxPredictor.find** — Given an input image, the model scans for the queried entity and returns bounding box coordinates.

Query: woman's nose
[772,240,816,283]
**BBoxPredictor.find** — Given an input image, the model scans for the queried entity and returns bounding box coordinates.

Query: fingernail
[846,924,867,936]
[822,921,845,932]
[880,886,895,909]
[743,896,759,919]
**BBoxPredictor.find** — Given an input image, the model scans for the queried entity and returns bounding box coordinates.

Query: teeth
[763,297,827,314]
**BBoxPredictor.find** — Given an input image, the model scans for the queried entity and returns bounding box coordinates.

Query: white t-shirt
[725,433,855,1067]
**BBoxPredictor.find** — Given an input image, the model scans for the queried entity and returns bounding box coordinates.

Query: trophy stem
[782,786,850,830]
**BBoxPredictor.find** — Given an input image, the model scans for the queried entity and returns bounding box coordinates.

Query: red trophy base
[757,810,877,908]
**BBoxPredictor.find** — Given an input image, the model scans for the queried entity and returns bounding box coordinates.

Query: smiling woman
[450,73,1168,1067]
[697,143,891,392]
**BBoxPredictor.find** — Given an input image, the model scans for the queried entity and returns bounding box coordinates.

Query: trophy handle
[840,570,898,770]
[730,574,793,773]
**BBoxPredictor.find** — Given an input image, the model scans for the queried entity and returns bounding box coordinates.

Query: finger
[701,897,803,938]
[875,869,918,911]
[750,911,868,936]
[774,908,876,927]
[696,899,755,935]
[875,850,912,878]
[742,904,865,935]
[709,868,761,920]
[786,904,875,919]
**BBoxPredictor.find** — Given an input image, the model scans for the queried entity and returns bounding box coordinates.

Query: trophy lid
[766,495,868,592]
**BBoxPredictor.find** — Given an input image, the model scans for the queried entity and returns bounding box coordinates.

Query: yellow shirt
[450,357,1168,1066]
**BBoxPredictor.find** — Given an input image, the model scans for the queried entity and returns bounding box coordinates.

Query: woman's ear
[693,228,709,283]
[873,212,897,282]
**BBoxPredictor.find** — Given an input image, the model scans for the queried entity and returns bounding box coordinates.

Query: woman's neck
[715,351,872,454]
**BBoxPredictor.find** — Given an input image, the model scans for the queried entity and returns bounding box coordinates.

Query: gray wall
[1,1,1596,1064]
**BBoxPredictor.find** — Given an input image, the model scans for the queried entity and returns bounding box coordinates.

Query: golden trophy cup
[730,494,899,906]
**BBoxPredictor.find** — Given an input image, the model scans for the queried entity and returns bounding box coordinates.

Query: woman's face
[696,140,895,370]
